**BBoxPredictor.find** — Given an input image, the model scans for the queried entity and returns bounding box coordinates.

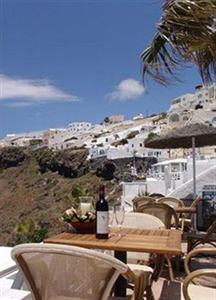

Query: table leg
[152,254,165,281]
[114,251,127,297]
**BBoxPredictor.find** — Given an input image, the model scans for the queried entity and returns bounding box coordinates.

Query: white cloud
[107,78,145,101]
[0,74,79,105]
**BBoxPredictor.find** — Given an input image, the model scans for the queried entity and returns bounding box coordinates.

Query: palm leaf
[141,0,216,84]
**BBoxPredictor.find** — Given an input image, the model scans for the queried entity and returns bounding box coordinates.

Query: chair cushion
[186,284,216,300]
[127,264,153,273]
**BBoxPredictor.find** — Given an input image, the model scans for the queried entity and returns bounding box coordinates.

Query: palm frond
[141,0,216,84]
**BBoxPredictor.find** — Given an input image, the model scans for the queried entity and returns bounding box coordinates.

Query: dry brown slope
[0,156,115,245]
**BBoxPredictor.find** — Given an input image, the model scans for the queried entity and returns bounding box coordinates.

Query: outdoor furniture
[157,197,185,230]
[149,193,165,199]
[132,196,156,211]
[11,243,149,300]
[112,212,164,266]
[135,203,179,230]
[182,247,216,299]
[157,197,184,208]
[44,228,182,297]
[180,195,201,230]
[135,203,179,280]
[187,220,216,252]
[116,212,164,299]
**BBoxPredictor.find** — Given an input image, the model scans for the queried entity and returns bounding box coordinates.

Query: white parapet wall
[121,181,147,206]
[168,165,216,199]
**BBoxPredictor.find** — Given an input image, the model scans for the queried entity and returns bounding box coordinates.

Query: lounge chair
[11,243,150,300]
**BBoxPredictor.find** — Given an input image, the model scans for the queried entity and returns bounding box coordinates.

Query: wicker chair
[113,212,164,263]
[157,197,184,208]
[135,203,179,281]
[136,203,179,230]
[11,243,149,300]
[148,193,165,199]
[187,220,216,252]
[113,212,164,299]
[132,196,156,211]
[183,247,216,300]
[157,197,185,229]
[183,195,201,231]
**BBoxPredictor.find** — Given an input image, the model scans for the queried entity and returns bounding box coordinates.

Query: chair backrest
[157,197,184,209]
[149,193,165,199]
[113,212,164,262]
[133,196,156,211]
[11,243,128,300]
[190,195,201,208]
[184,246,216,288]
[113,212,164,230]
[199,220,216,246]
[136,203,179,229]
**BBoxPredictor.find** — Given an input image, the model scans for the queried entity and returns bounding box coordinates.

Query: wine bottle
[96,185,109,239]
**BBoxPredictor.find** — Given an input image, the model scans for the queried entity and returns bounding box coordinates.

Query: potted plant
[62,206,96,234]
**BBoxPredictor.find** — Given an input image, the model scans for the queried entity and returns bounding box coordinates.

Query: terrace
[0,201,215,300]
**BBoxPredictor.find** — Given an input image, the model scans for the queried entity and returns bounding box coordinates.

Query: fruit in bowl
[62,207,96,234]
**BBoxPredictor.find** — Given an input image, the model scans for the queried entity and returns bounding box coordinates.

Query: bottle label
[96,211,108,234]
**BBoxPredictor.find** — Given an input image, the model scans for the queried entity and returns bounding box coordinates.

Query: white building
[168,84,216,127]
[146,157,216,196]
[67,122,92,134]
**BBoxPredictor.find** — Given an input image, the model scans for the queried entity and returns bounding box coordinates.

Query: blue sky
[0,0,201,138]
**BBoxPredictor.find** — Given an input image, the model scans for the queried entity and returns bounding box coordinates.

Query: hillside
[0,147,155,245]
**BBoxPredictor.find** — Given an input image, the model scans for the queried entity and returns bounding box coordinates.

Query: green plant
[126,130,139,139]
[71,184,90,199]
[111,139,128,147]
[146,132,160,141]
[10,219,49,246]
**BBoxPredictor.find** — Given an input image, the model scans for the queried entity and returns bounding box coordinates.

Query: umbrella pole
[192,136,197,231]
[192,137,196,197]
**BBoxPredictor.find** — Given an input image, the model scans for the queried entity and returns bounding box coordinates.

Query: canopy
[145,123,216,149]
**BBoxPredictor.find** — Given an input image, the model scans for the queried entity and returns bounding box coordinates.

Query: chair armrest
[182,269,216,300]
[184,247,216,275]
[123,267,150,300]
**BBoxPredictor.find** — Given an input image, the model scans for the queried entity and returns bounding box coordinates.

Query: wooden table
[44,228,182,297]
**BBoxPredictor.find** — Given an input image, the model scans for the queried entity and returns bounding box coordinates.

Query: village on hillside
[1,84,216,162]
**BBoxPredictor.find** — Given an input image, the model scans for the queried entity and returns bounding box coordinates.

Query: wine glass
[108,206,115,236]
[114,204,125,236]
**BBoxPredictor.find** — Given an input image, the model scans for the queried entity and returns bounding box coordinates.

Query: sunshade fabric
[145,124,216,149]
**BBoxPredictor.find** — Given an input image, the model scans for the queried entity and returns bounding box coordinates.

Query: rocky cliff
[0,147,156,245]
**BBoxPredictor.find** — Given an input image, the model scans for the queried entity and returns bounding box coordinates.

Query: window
[171,163,180,172]
[140,143,142,147]
[131,144,134,148]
